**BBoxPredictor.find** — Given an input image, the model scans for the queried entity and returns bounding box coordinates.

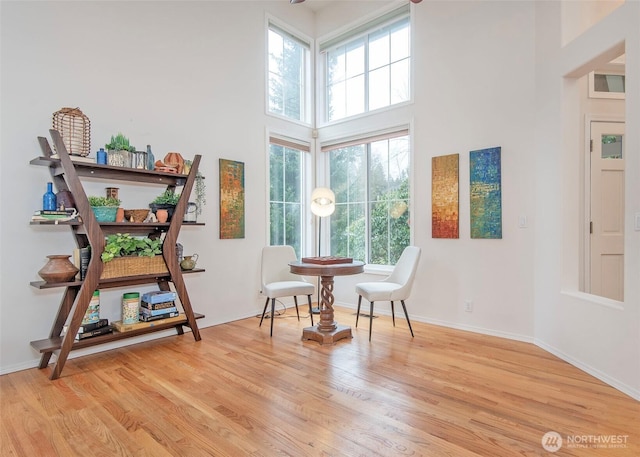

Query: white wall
[533,1,640,400]
[0,1,314,372]
[325,0,537,343]
[1,1,637,400]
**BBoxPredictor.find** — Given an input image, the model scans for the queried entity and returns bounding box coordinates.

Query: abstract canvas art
[219,159,245,239]
[432,153,459,238]
[469,147,502,239]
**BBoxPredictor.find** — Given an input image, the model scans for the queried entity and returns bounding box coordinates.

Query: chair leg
[390,301,396,327]
[293,296,300,321]
[400,300,414,337]
[259,297,270,327]
[270,298,276,337]
[307,295,313,326]
[356,296,362,327]
[369,301,374,342]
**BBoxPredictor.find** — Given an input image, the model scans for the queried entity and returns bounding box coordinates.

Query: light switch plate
[635,212,640,231]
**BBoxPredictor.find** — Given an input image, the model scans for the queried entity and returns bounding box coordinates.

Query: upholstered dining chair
[355,246,421,341]
[260,245,315,337]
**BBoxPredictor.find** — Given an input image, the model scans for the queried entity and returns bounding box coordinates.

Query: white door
[590,121,625,301]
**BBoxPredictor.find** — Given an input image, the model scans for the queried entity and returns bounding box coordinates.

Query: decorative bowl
[124,209,150,223]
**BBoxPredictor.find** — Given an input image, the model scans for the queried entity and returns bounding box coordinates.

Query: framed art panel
[470,147,502,239]
[432,153,459,239]
[219,159,245,239]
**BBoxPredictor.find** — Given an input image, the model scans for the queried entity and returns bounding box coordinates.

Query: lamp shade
[310,187,335,217]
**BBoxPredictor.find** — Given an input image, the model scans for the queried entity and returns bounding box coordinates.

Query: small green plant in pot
[105,133,136,167]
[105,133,136,153]
[88,196,121,222]
[101,233,162,263]
[150,189,180,221]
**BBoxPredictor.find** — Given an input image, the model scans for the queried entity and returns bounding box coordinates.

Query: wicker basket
[52,107,91,157]
[123,209,150,223]
[101,255,168,279]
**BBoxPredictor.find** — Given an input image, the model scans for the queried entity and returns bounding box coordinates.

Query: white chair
[260,245,315,337]
[355,246,421,341]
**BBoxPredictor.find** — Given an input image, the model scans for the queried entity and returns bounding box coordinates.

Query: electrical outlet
[464,300,473,312]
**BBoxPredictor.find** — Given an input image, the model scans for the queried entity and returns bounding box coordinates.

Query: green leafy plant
[101,233,162,263]
[105,133,136,152]
[151,189,180,205]
[88,196,121,207]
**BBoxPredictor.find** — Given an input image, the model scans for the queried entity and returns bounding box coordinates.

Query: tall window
[269,137,309,258]
[321,5,410,122]
[268,21,311,123]
[325,130,410,265]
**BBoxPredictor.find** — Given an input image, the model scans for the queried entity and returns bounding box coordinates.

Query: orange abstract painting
[432,154,459,239]
[219,159,245,239]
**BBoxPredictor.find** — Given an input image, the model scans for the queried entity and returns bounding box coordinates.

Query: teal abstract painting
[470,147,502,239]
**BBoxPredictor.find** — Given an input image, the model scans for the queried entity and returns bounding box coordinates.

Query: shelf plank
[30,157,188,186]
[30,269,205,289]
[30,313,205,353]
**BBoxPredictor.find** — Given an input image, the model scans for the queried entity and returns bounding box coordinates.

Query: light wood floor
[1,306,638,456]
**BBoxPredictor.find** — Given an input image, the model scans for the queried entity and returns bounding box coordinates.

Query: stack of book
[63,318,112,340]
[140,291,179,322]
[31,209,79,222]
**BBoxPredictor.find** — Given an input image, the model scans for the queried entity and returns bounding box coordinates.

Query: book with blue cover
[140,306,178,317]
[141,291,177,304]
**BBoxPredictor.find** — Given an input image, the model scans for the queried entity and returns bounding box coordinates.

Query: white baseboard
[534,339,640,401]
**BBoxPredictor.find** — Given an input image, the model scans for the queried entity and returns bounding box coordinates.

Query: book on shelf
[50,153,96,164]
[139,310,180,322]
[76,325,113,340]
[141,291,177,304]
[63,318,109,335]
[113,314,186,332]
[72,247,91,280]
[140,300,176,311]
[140,306,178,317]
[31,208,78,222]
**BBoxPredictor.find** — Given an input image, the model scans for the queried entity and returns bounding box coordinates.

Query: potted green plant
[101,233,162,262]
[99,233,166,279]
[105,133,136,167]
[149,189,180,221]
[88,195,121,222]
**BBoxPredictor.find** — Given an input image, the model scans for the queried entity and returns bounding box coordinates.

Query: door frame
[582,115,625,295]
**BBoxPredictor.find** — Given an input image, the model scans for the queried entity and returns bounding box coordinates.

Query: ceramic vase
[156,209,168,223]
[38,255,79,283]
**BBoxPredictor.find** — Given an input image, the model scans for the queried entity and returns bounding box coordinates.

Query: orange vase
[156,209,168,223]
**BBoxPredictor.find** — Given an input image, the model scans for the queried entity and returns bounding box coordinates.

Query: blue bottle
[43,182,57,211]
[146,145,155,170]
[97,148,107,165]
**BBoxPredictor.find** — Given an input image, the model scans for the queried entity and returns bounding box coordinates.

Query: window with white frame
[268,21,311,123]
[321,5,411,123]
[324,129,410,265]
[269,136,309,258]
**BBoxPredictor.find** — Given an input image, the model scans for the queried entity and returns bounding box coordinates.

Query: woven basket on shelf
[101,255,168,279]
[52,107,91,157]
[123,209,150,223]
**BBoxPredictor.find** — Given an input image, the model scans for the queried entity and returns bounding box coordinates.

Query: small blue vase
[43,182,57,211]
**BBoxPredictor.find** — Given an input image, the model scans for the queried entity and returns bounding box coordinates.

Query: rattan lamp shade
[52,107,91,156]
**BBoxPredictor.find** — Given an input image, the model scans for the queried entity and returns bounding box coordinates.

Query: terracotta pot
[116,207,125,223]
[156,209,168,223]
[164,152,184,174]
[38,255,79,283]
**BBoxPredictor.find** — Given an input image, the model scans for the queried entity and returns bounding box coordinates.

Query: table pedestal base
[302,324,352,345]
